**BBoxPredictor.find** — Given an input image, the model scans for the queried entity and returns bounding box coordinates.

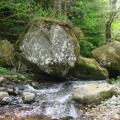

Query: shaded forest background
[0,0,120,57]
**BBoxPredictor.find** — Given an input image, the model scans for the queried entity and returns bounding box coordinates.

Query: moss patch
[0,40,14,67]
[69,57,108,80]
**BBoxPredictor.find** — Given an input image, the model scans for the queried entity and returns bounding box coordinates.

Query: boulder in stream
[92,41,120,76]
[69,57,108,80]
[22,92,35,103]
[17,18,80,77]
[72,83,118,104]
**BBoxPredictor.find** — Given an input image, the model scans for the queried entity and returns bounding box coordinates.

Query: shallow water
[0,80,106,120]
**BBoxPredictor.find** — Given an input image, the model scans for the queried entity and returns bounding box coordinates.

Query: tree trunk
[105,22,112,43]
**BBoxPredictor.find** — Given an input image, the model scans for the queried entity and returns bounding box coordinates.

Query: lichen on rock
[18,18,80,77]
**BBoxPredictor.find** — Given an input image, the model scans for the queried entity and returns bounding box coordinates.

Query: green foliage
[69,0,106,57]
[0,67,11,75]
[80,40,96,57]
[0,0,68,43]
[109,76,120,84]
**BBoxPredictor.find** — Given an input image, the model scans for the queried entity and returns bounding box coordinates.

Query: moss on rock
[0,40,14,67]
[69,56,108,80]
[92,41,120,77]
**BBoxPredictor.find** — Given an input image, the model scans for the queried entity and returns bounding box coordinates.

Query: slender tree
[105,0,120,42]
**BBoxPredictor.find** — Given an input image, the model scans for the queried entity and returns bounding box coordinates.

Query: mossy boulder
[0,40,14,67]
[72,83,117,104]
[16,18,80,77]
[69,57,108,80]
[92,41,120,76]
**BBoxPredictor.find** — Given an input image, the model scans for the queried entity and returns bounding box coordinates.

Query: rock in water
[69,57,108,80]
[0,91,9,100]
[72,83,118,104]
[22,92,35,103]
[92,41,120,76]
[0,40,14,67]
[18,19,80,77]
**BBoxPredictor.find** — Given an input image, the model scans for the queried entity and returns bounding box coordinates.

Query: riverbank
[0,74,120,120]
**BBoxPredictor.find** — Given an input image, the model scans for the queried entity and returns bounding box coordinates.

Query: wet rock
[0,40,14,67]
[92,41,120,76]
[7,88,14,95]
[72,83,118,104]
[31,82,40,89]
[17,18,80,77]
[1,97,12,105]
[13,87,19,95]
[69,57,108,80]
[0,91,9,100]
[22,92,35,103]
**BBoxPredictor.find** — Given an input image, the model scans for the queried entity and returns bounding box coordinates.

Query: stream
[0,80,107,120]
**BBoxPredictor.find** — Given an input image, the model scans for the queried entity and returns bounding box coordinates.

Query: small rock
[0,76,5,83]
[7,88,14,95]
[1,97,12,105]
[0,91,9,100]
[31,82,40,88]
[22,92,35,103]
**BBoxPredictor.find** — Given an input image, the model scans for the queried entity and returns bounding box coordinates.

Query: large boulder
[17,19,80,77]
[92,41,120,76]
[69,57,108,80]
[0,40,14,67]
[72,83,118,104]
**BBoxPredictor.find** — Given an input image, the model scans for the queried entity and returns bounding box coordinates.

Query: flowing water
[0,80,106,120]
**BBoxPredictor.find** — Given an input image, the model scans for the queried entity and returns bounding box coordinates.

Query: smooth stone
[72,83,118,104]
[31,82,40,88]
[22,92,35,103]
[7,88,14,95]
[0,91,9,100]
[0,87,6,91]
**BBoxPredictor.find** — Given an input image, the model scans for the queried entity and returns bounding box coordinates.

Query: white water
[19,80,106,120]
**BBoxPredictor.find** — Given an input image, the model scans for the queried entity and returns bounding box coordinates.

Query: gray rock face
[19,19,80,77]
[72,83,118,104]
